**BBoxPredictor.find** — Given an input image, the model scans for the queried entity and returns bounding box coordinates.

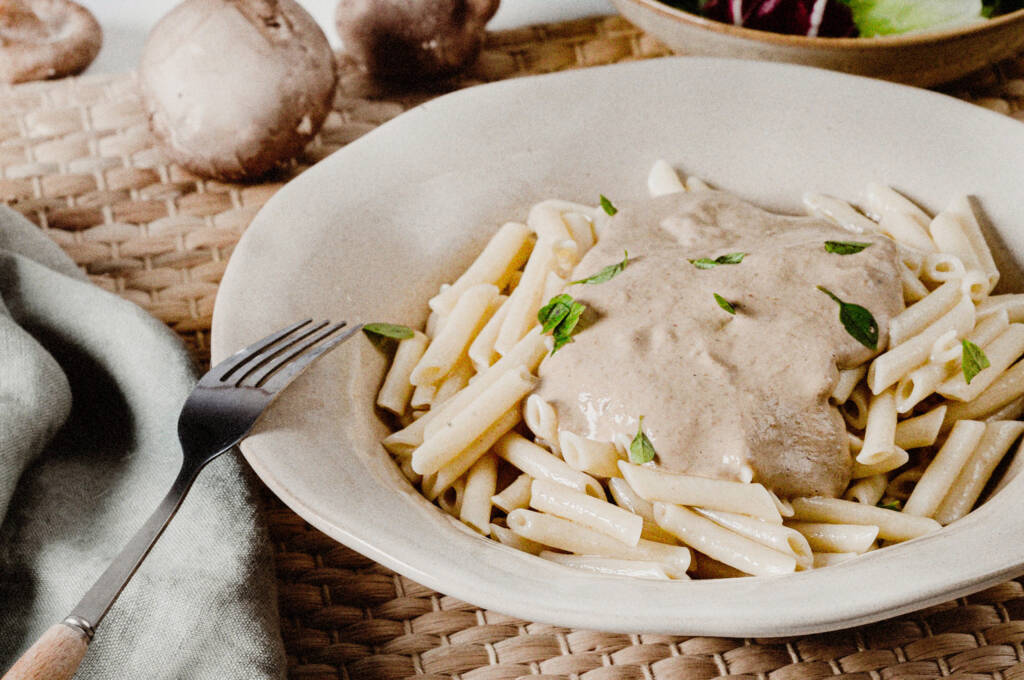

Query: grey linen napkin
[0,206,285,678]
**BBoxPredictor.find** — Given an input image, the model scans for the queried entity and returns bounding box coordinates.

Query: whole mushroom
[335,0,500,81]
[0,0,102,83]
[140,0,337,182]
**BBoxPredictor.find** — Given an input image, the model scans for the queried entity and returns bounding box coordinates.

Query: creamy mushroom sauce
[536,191,903,498]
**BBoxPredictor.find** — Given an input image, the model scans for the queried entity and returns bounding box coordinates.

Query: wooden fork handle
[2,623,89,680]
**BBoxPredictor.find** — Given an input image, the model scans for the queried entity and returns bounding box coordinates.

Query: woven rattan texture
[4,14,1024,680]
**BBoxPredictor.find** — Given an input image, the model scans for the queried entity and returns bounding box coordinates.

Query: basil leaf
[599,194,618,216]
[690,252,746,269]
[817,286,878,350]
[629,417,656,464]
[824,240,872,255]
[572,250,629,285]
[877,500,901,511]
[537,293,573,333]
[962,339,991,384]
[363,323,415,340]
[539,293,587,355]
[714,293,736,315]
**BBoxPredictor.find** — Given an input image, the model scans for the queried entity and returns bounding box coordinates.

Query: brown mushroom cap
[335,0,499,80]
[140,0,338,182]
[0,0,102,83]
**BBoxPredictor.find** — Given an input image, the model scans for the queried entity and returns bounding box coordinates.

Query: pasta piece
[524,394,559,448]
[530,478,643,546]
[506,509,691,577]
[900,263,930,302]
[618,461,781,523]
[494,432,605,499]
[941,359,1024,428]
[429,221,534,315]
[977,294,1024,324]
[933,421,1024,525]
[985,396,1024,422]
[491,473,533,513]
[802,193,879,234]
[831,365,866,404]
[987,438,1024,499]
[843,474,887,506]
[490,523,544,555]
[894,405,947,449]
[946,195,998,291]
[937,323,1024,402]
[423,407,521,498]
[436,478,465,517]
[411,366,536,476]
[878,211,936,252]
[460,453,498,535]
[865,183,931,222]
[851,446,909,479]
[376,330,429,416]
[411,283,499,386]
[868,294,974,394]
[888,280,961,348]
[785,521,879,553]
[542,270,567,300]
[961,270,990,303]
[561,211,597,251]
[425,308,444,338]
[858,389,898,465]
[494,238,558,356]
[842,385,870,430]
[647,159,685,197]
[769,491,795,518]
[790,497,940,542]
[693,508,812,568]
[434,356,475,406]
[929,211,984,280]
[558,431,621,478]
[528,204,579,276]
[903,419,986,517]
[539,552,673,580]
[653,503,797,576]
[607,479,681,544]
[886,467,924,501]
[812,552,859,568]
[467,297,510,371]
[410,382,436,410]
[920,252,966,286]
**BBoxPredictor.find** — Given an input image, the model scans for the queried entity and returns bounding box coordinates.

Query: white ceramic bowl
[212,57,1024,636]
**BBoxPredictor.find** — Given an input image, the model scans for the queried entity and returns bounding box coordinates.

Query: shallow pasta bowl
[613,0,1024,86]
[212,57,1024,636]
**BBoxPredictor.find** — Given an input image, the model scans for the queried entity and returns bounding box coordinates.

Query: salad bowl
[212,57,1024,635]
[613,0,1024,86]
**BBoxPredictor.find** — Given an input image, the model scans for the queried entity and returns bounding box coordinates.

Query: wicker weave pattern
[3,14,1024,680]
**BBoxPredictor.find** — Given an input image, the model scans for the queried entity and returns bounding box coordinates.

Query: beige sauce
[537,191,903,498]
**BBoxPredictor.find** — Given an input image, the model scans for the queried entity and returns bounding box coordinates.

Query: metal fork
[3,319,361,680]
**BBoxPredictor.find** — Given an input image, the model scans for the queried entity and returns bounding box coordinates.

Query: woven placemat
[4,14,1024,680]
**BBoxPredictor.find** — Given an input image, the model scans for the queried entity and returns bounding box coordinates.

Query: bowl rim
[617,0,1024,48]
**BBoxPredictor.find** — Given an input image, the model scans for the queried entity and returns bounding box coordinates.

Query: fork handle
[1,623,88,680]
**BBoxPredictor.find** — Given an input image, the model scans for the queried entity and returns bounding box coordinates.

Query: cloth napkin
[0,206,285,678]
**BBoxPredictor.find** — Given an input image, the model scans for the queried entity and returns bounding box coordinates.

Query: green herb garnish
[690,252,747,269]
[817,286,879,350]
[599,194,618,216]
[537,293,586,354]
[877,500,901,511]
[961,339,991,384]
[713,293,736,315]
[629,416,657,464]
[363,323,415,340]
[824,241,873,255]
[572,250,629,285]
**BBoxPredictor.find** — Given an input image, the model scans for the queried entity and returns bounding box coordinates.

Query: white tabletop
[85,0,615,75]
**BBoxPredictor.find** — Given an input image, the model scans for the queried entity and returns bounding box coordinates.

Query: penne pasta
[411,283,499,386]
[539,552,673,580]
[494,432,605,499]
[858,389,898,465]
[491,473,534,513]
[888,280,961,348]
[977,294,1024,324]
[619,462,781,523]
[785,521,879,554]
[831,366,867,404]
[460,454,499,535]
[423,407,521,499]
[654,503,797,576]
[494,238,558,356]
[937,323,1024,402]
[941,359,1024,428]
[647,159,685,197]
[933,420,1024,525]
[530,478,643,546]
[894,405,947,449]
[559,431,621,478]
[790,497,940,542]
[865,183,932,226]
[467,295,511,371]
[946,195,998,292]
[843,474,887,506]
[903,419,986,517]
[693,508,812,568]
[802,193,879,234]
[490,522,545,555]
[376,330,430,416]
[878,211,935,253]
[524,394,559,447]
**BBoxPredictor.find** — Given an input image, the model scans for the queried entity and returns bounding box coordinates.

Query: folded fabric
[0,206,285,678]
